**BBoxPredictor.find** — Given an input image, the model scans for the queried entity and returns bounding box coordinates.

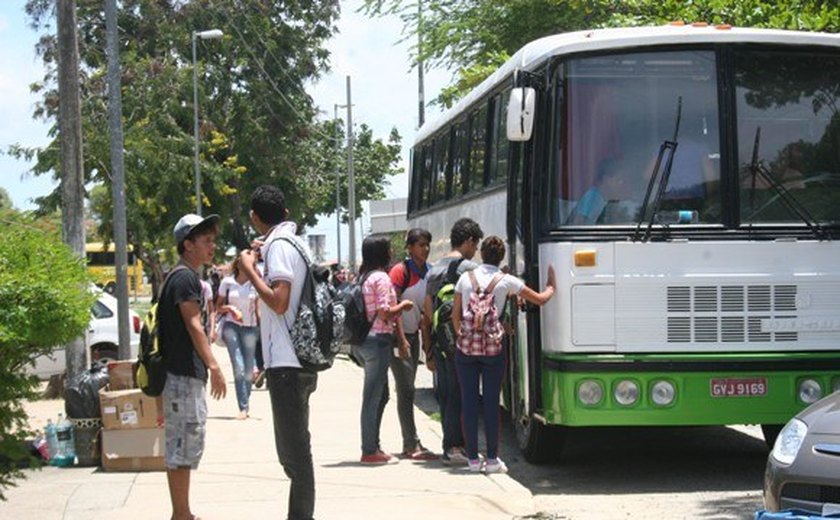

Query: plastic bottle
[53,413,76,467]
[44,419,58,462]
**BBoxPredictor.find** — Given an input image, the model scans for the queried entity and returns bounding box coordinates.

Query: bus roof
[415,25,840,144]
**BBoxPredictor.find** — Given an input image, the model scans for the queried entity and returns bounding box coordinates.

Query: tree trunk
[57,0,87,383]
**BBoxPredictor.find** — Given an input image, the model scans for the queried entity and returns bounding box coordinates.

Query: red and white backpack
[456,271,505,356]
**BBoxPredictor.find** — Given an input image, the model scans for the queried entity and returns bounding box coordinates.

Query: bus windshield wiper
[633,97,682,242]
[746,127,826,240]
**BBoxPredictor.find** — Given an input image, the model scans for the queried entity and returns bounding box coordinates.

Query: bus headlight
[798,379,822,404]
[614,380,639,406]
[771,418,807,466]
[651,380,676,406]
[578,380,604,406]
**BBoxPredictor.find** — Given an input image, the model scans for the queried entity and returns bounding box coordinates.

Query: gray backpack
[266,236,346,371]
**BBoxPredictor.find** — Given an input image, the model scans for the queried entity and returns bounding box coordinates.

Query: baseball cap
[173,213,220,244]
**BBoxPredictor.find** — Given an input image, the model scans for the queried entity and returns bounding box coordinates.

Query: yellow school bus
[85,242,147,296]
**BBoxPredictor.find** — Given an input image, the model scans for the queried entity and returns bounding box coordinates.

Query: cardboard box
[101,428,165,472]
[106,360,136,390]
[99,388,161,430]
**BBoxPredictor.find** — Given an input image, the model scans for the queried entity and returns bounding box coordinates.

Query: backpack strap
[484,272,504,295]
[467,270,504,295]
[444,257,466,285]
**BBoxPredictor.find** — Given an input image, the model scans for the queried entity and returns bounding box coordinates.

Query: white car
[28,291,142,379]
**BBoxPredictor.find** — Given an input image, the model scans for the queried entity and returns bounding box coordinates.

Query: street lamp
[192,28,223,216]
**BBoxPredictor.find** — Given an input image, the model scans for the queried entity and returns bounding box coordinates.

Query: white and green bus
[407,24,840,462]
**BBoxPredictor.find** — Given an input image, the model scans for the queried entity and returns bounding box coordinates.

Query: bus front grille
[666,285,799,344]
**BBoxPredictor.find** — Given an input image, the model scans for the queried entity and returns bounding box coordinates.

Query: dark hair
[405,227,431,246]
[251,185,287,226]
[230,254,243,278]
[359,236,391,275]
[177,222,218,255]
[480,235,506,266]
[450,218,483,248]
[595,158,620,184]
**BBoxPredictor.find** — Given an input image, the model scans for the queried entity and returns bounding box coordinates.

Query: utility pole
[105,0,131,360]
[333,104,343,267]
[57,0,87,380]
[417,0,425,127]
[345,76,357,271]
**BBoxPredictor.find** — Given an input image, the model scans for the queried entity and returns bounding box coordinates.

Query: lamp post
[192,28,223,216]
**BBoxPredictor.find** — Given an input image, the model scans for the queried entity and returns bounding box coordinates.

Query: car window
[91,300,113,319]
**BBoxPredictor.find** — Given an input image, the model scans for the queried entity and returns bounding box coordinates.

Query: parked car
[27,290,142,379]
[764,390,840,516]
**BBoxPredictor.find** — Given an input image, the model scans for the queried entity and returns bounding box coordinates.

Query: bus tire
[761,424,783,449]
[516,414,565,464]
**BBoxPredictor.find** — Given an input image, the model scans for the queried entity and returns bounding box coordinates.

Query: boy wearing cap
[239,186,317,520]
[160,213,227,520]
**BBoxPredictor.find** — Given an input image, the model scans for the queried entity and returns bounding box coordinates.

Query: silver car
[764,390,840,516]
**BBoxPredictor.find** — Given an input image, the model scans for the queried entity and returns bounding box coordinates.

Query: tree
[15,0,402,289]
[0,212,93,499]
[0,188,12,211]
[362,0,840,106]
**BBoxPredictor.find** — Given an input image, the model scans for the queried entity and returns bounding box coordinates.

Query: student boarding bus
[407,24,840,462]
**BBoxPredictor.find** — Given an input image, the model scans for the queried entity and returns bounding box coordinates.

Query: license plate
[710,377,768,397]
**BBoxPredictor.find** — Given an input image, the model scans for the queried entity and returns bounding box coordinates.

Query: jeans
[352,333,392,455]
[267,367,318,520]
[221,321,259,412]
[455,349,506,461]
[434,346,464,452]
[389,332,420,452]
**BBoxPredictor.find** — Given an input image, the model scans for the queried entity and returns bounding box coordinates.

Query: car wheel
[90,344,119,368]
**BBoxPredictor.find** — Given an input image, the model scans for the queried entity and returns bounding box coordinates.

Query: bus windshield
[548,47,840,229]
[550,50,721,227]
[736,49,840,224]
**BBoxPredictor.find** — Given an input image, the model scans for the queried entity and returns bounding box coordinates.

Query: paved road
[412,368,768,519]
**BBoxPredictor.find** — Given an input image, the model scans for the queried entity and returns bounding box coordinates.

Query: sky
[0,0,450,262]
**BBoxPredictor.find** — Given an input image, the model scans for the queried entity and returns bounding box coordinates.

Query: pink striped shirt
[362,270,398,335]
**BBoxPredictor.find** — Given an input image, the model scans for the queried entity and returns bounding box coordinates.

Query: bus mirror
[507,87,536,142]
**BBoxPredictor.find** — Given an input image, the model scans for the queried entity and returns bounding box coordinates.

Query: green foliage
[14,0,402,288]
[362,0,840,106]
[0,211,93,500]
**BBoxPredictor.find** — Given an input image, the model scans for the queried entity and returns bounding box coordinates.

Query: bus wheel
[516,414,565,464]
[761,424,783,449]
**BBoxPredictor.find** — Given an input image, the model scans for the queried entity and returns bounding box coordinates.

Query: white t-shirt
[454,264,525,318]
[217,276,258,327]
[258,221,310,369]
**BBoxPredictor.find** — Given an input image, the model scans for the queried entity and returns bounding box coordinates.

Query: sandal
[403,445,439,461]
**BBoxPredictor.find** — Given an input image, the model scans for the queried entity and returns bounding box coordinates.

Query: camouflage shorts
[163,373,207,470]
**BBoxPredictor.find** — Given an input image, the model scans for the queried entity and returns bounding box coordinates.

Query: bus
[85,242,147,296]
[407,24,840,462]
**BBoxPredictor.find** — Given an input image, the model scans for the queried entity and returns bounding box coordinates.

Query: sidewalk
[5,354,535,520]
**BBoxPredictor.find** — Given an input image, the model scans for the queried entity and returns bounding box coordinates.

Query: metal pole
[346,76,356,271]
[334,104,342,267]
[417,0,425,127]
[192,31,202,215]
[105,0,130,359]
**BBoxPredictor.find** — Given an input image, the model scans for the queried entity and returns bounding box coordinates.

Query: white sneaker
[467,458,483,472]
[484,457,508,474]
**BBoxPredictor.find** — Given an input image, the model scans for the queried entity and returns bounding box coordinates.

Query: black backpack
[135,265,188,396]
[340,271,373,346]
[431,258,466,358]
[268,236,346,371]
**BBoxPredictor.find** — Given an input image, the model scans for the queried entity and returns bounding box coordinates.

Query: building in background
[368,197,407,238]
